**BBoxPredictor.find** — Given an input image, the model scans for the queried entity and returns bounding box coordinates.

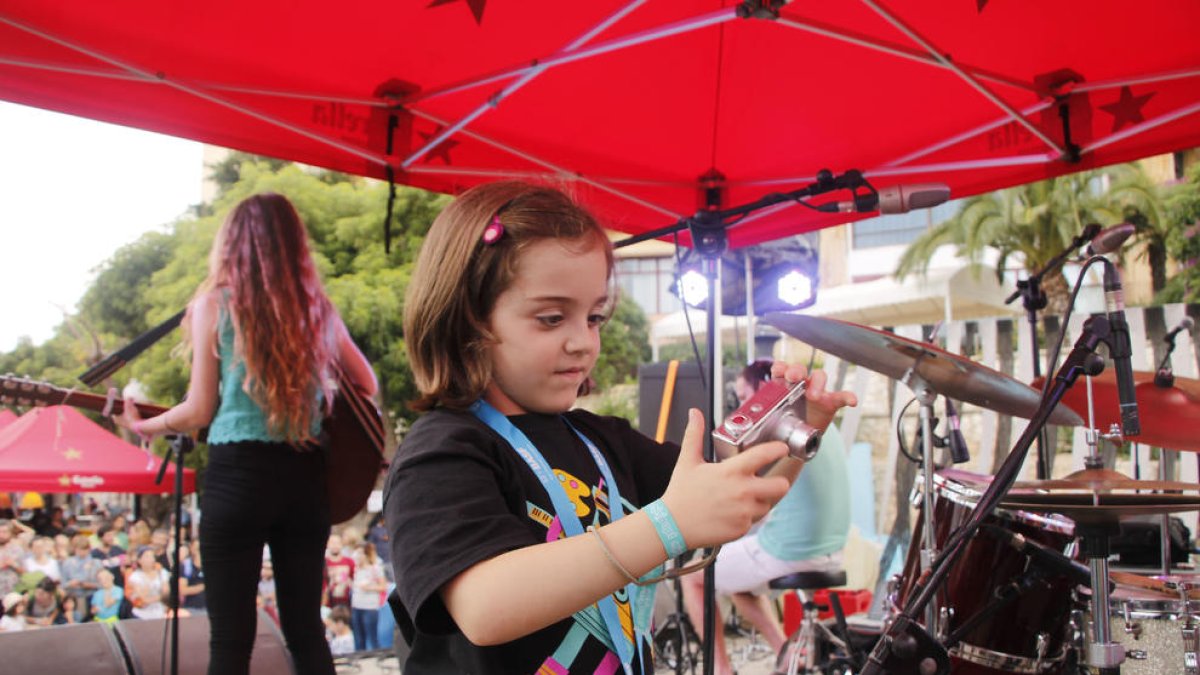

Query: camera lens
[779,418,821,460]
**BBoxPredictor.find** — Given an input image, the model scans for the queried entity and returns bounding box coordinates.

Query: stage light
[677,269,709,307]
[776,269,814,307]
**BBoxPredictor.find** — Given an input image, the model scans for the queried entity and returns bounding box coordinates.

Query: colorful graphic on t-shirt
[527,469,648,672]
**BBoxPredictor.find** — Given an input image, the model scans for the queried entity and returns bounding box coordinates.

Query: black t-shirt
[384,407,677,675]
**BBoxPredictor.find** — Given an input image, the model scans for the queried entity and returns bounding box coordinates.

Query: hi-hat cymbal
[764,313,1083,426]
[1012,468,1200,493]
[1003,467,1200,524]
[1030,371,1200,451]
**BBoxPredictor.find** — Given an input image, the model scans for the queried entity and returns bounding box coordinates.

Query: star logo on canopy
[418,127,459,165]
[1100,86,1155,132]
[58,474,71,487]
[428,0,487,25]
[63,447,82,461]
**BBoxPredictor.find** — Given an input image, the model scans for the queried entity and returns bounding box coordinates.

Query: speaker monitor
[0,621,127,675]
[115,610,294,675]
[637,361,737,446]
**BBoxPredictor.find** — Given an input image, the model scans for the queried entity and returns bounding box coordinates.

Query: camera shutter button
[725,413,752,435]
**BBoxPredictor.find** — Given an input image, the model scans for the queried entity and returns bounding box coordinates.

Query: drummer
[681,360,853,675]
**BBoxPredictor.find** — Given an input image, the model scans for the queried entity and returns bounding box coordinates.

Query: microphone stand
[156,431,194,675]
[1004,225,1100,479]
[615,168,874,675]
[861,314,1113,675]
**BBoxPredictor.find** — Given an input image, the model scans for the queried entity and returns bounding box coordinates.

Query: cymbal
[1012,468,1200,493]
[998,493,1200,525]
[1030,371,1200,451]
[764,313,1083,426]
[1004,467,1200,524]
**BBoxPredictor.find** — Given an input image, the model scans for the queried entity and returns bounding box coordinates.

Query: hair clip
[481,216,505,246]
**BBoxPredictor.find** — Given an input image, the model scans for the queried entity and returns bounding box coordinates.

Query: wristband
[642,499,687,558]
[132,420,152,443]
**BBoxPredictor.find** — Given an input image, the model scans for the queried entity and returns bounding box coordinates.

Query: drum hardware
[858,312,1125,675]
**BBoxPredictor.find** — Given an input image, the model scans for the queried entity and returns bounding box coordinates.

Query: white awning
[802,265,1020,327]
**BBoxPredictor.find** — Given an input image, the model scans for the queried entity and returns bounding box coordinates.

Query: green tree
[592,296,652,391]
[895,163,1165,314]
[1159,163,1200,303]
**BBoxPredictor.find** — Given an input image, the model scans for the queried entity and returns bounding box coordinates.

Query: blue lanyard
[471,400,642,674]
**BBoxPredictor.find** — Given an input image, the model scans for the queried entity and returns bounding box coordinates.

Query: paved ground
[333,632,782,675]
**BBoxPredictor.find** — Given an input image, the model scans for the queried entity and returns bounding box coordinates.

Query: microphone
[985,525,1094,589]
[818,183,951,215]
[1165,317,1195,345]
[1085,222,1136,256]
[944,399,970,464]
[1103,263,1141,436]
[1155,317,1195,388]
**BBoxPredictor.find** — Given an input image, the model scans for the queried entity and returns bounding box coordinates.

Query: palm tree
[895,163,1165,315]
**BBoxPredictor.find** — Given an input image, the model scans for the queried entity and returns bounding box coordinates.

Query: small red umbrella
[0,406,196,494]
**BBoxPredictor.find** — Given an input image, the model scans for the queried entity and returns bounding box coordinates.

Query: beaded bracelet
[642,499,687,558]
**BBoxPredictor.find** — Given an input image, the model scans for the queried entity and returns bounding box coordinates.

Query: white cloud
[0,102,203,352]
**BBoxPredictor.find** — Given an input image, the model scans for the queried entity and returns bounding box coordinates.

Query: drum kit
[764,313,1200,675]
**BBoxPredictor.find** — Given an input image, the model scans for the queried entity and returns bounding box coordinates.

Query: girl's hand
[659,409,791,550]
[770,362,858,431]
[109,387,144,433]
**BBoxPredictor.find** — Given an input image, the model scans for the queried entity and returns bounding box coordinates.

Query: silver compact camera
[713,379,821,462]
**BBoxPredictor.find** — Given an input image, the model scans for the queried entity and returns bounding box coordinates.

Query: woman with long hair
[117,193,377,675]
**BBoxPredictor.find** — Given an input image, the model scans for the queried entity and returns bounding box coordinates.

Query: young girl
[126,546,169,619]
[90,568,124,623]
[116,193,378,675]
[384,181,855,674]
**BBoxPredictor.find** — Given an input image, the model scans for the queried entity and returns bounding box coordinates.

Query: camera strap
[470,399,653,674]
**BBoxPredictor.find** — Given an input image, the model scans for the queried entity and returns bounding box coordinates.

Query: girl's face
[484,237,609,415]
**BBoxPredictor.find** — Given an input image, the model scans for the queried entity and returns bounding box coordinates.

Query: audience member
[323,534,354,610]
[60,534,101,622]
[181,539,207,615]
[126,546,169,619]
[350,542,387,651]
[23,536,61,582]
[91,523,127,586]
[90,569,124,623]
[258,559,277,623]
[25,577,62,627]
[0,591,26,631]
[326,606,354,656]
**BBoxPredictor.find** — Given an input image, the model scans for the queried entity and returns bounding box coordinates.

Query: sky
[0,101,204,352]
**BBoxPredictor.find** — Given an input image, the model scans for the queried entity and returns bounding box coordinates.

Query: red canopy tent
[0,406,196,494]
[1,1,1197,247]
[0,409,16,430]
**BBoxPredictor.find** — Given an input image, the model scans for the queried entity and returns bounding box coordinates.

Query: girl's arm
[335,318,378,397]
[440,409,791,646]
[116,292,221,436]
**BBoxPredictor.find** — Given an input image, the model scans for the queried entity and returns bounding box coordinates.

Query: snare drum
[1080,577,1200,674]
[897,470,1078,674]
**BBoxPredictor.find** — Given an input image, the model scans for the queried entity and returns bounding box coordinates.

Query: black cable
[672,236,709,393]
[894,397,923,464]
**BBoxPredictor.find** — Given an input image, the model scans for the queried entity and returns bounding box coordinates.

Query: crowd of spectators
[0,503,205,632]
[0,501,397,658]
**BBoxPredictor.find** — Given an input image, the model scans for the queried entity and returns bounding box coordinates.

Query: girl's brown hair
[190,193,338,440]
[404,181,613,411]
